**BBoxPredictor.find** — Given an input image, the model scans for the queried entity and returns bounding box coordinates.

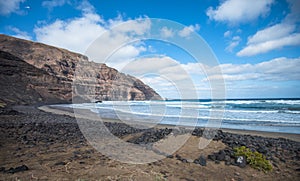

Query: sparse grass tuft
[234,146,272,172]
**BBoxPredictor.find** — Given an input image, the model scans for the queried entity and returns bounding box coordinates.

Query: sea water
[59,99,300,134]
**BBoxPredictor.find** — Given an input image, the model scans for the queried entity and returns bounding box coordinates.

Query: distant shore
[0,105,299,180]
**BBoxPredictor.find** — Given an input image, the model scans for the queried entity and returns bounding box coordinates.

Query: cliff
[0,34,162,106]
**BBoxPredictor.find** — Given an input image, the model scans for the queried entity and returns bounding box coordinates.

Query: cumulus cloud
[237,0,300,56]
[204,57,300,81]
[0,0,25,16]
[206,0,273,24]
[34,1,150,64]
[120,55,300,98]
[118,56,204,98]
[247,23,295,45]
[34,11,106,54]
[160,27,174,38]
[178,24,200,38]
[237,33,300,56]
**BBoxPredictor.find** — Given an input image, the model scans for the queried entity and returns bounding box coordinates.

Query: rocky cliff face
[0,50,71,105]
[0,34,162,106]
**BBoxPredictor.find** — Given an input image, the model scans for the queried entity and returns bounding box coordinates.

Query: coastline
[0,105,299,180]
[39,105,300,142]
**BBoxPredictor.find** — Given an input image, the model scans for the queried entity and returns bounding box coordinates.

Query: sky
[0,0,300,99]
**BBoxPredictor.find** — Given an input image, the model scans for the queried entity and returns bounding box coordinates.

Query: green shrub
[234,146,272,172]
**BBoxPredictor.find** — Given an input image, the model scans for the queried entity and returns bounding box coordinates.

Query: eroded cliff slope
[0,34,162,106]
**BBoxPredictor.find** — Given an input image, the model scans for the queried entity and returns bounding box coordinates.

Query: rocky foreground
[0,106,300,180]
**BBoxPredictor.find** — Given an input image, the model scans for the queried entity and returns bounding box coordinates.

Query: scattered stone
[236,156,247,168]
[279,157,286,163]
[166,155,174,159]
[54,161,66,166]
[224,155,231,162]
[175,154,181,160]
[199,156,207,166]
[181,159,188,163]
[6,165,29,174]
[187,159,194,163]
[0,167,5,172]
[193,155,206,166]
[216,150,226,161]
[208,154,216,161]
[215,160,220,164]
[73,151,81,155]
[225,160,231,165]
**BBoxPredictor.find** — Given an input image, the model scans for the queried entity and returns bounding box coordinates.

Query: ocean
[60,98,300,134]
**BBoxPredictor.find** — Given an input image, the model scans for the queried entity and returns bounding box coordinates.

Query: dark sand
[0,105,299,180]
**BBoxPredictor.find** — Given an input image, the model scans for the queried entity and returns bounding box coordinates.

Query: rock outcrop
[0,34,162,106]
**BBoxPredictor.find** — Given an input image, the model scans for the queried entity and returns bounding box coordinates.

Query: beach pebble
[224,155,231,165]
[0,167,5,172]
[193,155,207,166]
[216,150,226,161]
[166,155,174,159]
[208,154,216,161]
[199,155,207,166]
[54,161,66,166]
[6,165,29,174]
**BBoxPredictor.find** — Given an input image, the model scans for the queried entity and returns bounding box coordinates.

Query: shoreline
[39,105,300,142]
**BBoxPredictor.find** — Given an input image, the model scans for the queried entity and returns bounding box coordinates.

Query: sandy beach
[0,105,299,180]
[39,105,300,142]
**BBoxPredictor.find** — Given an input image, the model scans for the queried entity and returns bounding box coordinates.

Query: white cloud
[178,24,200,38]
[119,56,203,98]
[223,31,231,38]
[160,27,174,38]
[76,0,95,14]
[105,44,147,70]
[237,0,300,56]
[8,26,31,40]
[34,12,106,54]
[34,1,150,63]
[85,18,151,68]
[237,33,300,56]
[285,0,300,23]
[120,56,195,82]
[42,0,69,10]
[247,23,295,45]
[225,36,241,52]
[205,57,300,82]
[123,55,300,98]
[0,0,25,16]
[206,0,273,24]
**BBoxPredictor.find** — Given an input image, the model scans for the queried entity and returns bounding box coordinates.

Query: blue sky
[1,0,300,99]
